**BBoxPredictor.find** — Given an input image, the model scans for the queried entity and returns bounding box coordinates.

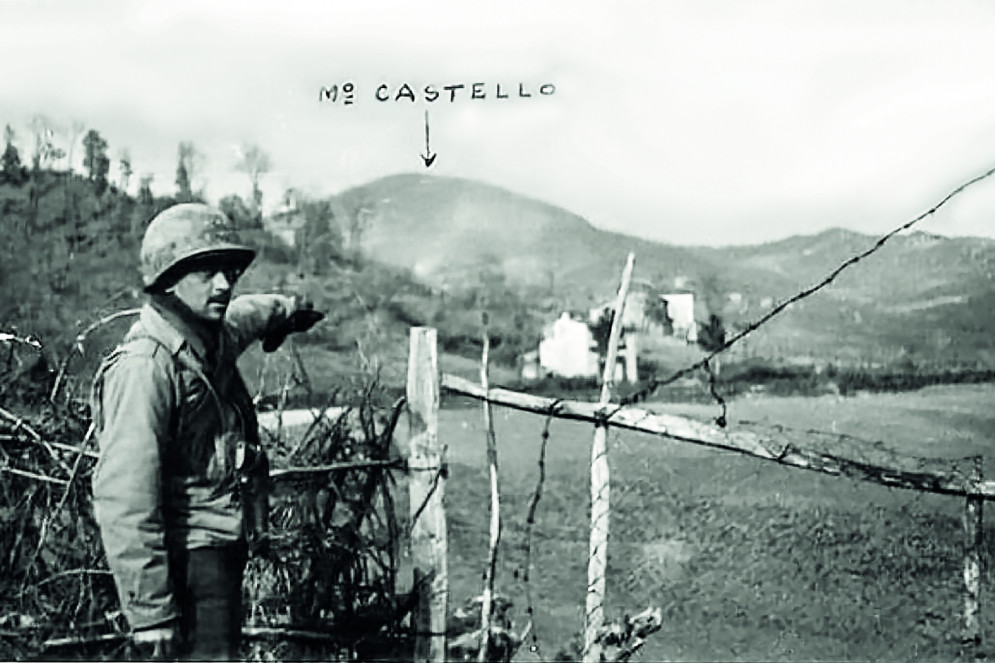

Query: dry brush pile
[0,335,412,662]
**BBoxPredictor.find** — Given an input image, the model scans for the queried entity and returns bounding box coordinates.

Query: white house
[539,312,600,378]
[520,312,638,383]
[660,292,697,343]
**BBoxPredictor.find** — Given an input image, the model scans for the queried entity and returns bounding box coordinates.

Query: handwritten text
[319,81,555,105]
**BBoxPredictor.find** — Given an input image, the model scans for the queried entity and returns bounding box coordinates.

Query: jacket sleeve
[91,350,178,631]
[224,293,296,356]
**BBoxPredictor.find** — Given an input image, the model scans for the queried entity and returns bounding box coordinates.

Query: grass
[417,383,995,661]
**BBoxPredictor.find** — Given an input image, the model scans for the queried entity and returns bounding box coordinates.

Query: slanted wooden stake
[963,455,984,658]
[479,316,502,662]
[583,253,635,663]
[407,327,447,663]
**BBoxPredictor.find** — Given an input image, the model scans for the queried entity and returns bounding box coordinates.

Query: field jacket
[91,294,295,630]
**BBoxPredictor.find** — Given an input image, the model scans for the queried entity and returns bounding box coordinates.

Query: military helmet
[140,203,256,291]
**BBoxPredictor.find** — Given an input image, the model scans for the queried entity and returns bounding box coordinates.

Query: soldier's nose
[212,271,233,290]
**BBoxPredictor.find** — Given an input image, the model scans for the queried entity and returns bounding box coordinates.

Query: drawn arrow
[421,110,437,168]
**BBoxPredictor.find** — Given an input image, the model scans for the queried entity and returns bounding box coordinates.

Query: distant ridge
[323,173,995,363]
[335,173,715,299]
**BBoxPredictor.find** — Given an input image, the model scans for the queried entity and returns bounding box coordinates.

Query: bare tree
[174,141,206,200]
[29,115,66,170]
[132,173,155,236]
[2,124,27,186]
[66,120,85,174]
[175,146,192,200]
[82,129,110,187]
[118,149,133,192]
[29,115,50,170]
[138,173,154,206]
[235,143,271,218]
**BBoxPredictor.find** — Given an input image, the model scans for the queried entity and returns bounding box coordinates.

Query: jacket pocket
[173,370,220,475]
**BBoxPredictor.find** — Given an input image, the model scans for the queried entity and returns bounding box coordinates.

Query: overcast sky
[2,0,995,246]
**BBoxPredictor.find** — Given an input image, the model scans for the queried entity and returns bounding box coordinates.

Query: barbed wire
[732,417,981,475]
[407,463,447,536]
[703,360,727,428]
[519,406,556,657]
[620,163,995,407]
[434,163,995,660]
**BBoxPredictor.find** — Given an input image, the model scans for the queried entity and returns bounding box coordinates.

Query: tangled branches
[246,390,410,660]
[1,334,411,661]
[0,396,113,661]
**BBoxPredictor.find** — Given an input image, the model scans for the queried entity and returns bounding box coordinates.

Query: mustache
[208,295,231,305]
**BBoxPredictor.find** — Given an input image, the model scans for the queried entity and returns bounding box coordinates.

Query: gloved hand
[132,624,178,660]
[262,297,325,353]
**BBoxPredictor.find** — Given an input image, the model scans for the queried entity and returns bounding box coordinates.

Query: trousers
[170,543,248,661]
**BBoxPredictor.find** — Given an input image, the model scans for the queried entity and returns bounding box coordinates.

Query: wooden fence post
[584,253,635,663]
[407,327,447,663]
[479,322,502,662]
[963,456,984,658]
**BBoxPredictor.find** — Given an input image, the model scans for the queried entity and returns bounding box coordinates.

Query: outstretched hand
[262,298,325,353]
[289,303,326,333]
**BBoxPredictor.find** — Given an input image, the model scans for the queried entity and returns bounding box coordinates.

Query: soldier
[90,203,323,660]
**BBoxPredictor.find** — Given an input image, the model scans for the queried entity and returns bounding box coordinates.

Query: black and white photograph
[2,1,995,661]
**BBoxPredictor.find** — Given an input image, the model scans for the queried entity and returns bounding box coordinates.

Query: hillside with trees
[0,122,539,404]
[321,173,995,367]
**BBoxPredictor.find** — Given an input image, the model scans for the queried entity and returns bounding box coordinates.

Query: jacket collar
[131,299,223,364]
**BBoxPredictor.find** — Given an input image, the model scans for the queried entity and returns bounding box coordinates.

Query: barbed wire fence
[429,163,995,662]
[620,162,995,409]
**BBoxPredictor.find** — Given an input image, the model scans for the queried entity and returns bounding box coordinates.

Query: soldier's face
[168,265,241,322]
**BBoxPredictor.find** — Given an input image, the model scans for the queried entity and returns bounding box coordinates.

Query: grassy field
[406,384,995,661]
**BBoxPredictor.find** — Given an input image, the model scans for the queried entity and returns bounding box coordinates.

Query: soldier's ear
[147,280,177,297]
[155,271,183,294]
[153,280,177,295]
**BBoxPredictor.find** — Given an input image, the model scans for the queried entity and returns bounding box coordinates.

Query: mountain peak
[333,174,701,299]
[816,227,869,240]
